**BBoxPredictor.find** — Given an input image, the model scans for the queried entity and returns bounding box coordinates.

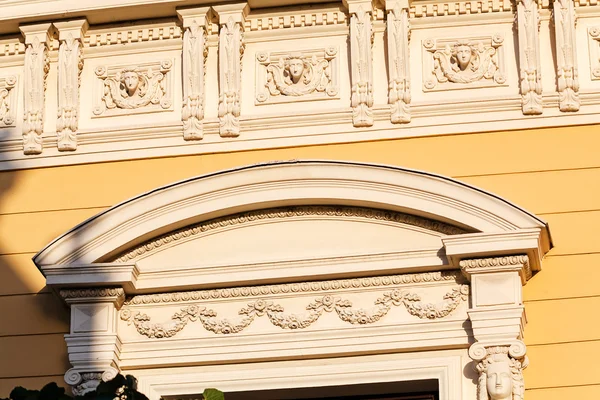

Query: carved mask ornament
[486,359,512,400]
[455,43,474,71]
[119,70,142,97]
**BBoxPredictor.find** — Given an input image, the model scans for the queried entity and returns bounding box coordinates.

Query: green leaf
[202,389,224,400]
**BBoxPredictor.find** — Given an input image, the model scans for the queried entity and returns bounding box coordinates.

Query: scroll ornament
[350,7,374,127]
[554,0,580,112]
[23,37,50,155]
[57,34,84,151]
[387,4,411,123]
[121,285,469,338]
[518,0,543,115]
[262,51,337,99]
[0,75,16,126]
[218,17,244,137]
[182,21,208,140]
[95,61,172,114]
[430,38,504,86]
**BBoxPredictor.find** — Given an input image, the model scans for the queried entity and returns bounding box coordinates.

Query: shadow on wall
[0,151,71,396]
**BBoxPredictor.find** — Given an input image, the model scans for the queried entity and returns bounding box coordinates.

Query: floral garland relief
[121,285,469,338]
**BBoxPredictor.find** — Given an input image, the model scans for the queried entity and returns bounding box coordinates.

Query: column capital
[343,0,374,14]
[19,23,53,45]
[53,19,89,41]
[177,6,212,29]
[460,255,531,284]
[213,3,250,25]
[384,0,410,10]
[60,287,125,308]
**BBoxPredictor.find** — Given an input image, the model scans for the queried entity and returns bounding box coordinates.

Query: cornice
[113,205,467,263]
[124,270,464,305]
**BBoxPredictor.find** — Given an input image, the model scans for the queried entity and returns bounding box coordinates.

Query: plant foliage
[1,375,223,400]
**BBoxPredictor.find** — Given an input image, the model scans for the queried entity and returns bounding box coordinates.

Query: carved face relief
[455,44,473,71]
[121,71,140,97]
[486,361,512,400]
[287,58,305,84]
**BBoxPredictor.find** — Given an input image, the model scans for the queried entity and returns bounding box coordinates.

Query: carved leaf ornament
[121,285,469,338]
[265,54,332,97]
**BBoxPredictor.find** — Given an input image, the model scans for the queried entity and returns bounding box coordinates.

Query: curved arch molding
[34,160,551,292]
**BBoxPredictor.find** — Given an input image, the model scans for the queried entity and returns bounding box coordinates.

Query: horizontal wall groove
[453,164,600,179]
[525,383,600,391]
[0,205,110,218]
[527,338,600,348]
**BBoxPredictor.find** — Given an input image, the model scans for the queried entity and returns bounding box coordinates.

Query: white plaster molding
[33,161,550,268]
[0,74,17,127]
[55,19,88,151]
[255,47,339,105]
[178,7,211,141]
[20,23,52,155]
[422,34,507,91]
[468,342,528,400]
[517,0,543,115]
[587,25,600,80]
[553,0,580,112]
[244,6,348,32]
[385,0,411,123]
[92,59,173,117]
[120,281,469,338]
[345,0,375,127]
[132,353,465,400]
[214,3,249,138]
[442,229,548,273]
[61,288,124,395]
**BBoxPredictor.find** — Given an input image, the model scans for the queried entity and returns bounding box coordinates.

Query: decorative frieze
[55,20,88,151]
[255,47,339,104]
[178,7,211,140]
[245,9,347,31]
[346,0,375,127]
[517,0,543,115]
[121,284,469,338]
[410,0,514,18]
[423,35,506,92]
[460,255,531,284]
[0,75,17,126]
[469,342,528,400]
[214,4,249,137]
[93,60,173,117]
[386,0,411,123]
[20,23,52,155]
[84,24,184,48]
[113,205,466,263]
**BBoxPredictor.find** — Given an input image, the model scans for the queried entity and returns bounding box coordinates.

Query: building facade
[0,0,598,399]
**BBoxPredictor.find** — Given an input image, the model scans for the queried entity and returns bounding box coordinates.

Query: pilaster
[60,288,125,396]
[54,19,88,151]
[213,3,249,138]
[177,7,211,140]
[460,255,531,400]
[19,23,52,155]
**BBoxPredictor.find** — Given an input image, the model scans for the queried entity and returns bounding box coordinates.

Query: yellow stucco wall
[1,124,599,398]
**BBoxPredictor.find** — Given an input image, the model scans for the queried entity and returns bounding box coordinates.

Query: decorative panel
[92,59,174,117]
[255,47,339,105]
[0,75,17,127]
[422,34,507,92]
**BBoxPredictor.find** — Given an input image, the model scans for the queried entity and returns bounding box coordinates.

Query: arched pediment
[34,160,551,292]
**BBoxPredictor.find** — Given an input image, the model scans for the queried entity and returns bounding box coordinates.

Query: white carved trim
[214,4,248,138]
[386,0,411,123]
[347,1,375,127]
[0,74,17,127]
[422,34,507,92]
[132,353,464,400]
[20,23,52,155]
[92,59,173,117]
[255,47,339,105]
[55,19,88,151]
[245,7,348,32]
[517,0,543,115]
[554,0,580,112]
[178,7,211,141]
